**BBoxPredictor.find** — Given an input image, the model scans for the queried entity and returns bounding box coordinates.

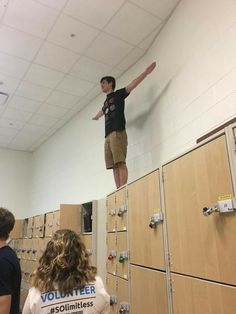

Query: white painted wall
[0,148,31,218]
[29,0,236,214]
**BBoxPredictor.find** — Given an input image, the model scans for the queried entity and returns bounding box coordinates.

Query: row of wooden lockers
[107,134,236,287]
[107,265,236,314]
[10,204,83,239]
[10,234,93,262]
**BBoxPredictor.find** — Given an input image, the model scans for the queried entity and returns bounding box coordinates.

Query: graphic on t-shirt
[40,284,96,314]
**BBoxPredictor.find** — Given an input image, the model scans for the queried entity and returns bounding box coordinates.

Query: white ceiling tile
[47,14,99,53]
[46,90,80,108]
[130,0,180,19]
[29,113,58,127]
[85,33,134,66]
[8,95,41,113]
[105,2,162,45]
[19,123,48,137]
[10,136,39,148]
[137,24,163,49]
[35,42,80,73]
[116,47,145,71]
[16,81,52,102]
[36,0,68,11]
[3,107,33,122]
[0,117,25,130]
[0,74,20,94]
[37,103,68,118]
[7,143,32,151]
[0,26,42,61]
[70,56,112,83]
[24,64,64,89]
[3,0,59,39]
[0,134,13,145]
[56,75,94,97]
[61,109,78,121]
[0,104,7,115]
[84,86,102,102]
[71,98,90,111]
[0,52,30,79]
[64,0,126,29]
[0,126,19,138]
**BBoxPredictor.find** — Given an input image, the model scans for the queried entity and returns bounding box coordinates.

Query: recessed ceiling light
[70,33,76,38]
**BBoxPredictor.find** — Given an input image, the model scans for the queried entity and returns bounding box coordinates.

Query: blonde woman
[22,229,110,314]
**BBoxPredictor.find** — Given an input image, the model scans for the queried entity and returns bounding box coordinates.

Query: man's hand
[145,62,156,75]
[92,110,104,120]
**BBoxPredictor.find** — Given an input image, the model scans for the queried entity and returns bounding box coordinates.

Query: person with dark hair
[0,207,21,314]
[93,62,156,188]
[22,229,110,314]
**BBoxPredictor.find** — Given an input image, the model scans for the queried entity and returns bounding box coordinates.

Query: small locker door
[172,273,236,314]
[116,187,127,231]
[106,274,117,314]
[107,232,117,275]
[53,210,60,234]
[27,217,34,238]
[81,234,93,256]
[116,231,129,280]
[10,219,23,239]
[60,204,82,233]
[107,193,116,232]
[117,277,129,314]
[38,214,45,237]
[128,170,165,270]
[45,212,54,237]
[164,135,236,285]
[33,215,40,238]
[130,265,168,314]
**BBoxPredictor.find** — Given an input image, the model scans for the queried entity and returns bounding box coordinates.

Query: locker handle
[108,250,116,260]
[149,212,164,228]
[117,205,127,217]
[119,303,130,313]
[119,251,128,263]
[203,198,236,216]
[110,295,117,305]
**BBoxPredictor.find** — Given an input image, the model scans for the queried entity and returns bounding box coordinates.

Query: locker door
[116,188,127,231]
[130,265,168,314]
[53,210,60,234]
[10,219,23,239]
[117,277,129,314]
[81,234,92,256]
[45,212,54,237]
[33,216,40,238]
[116,232,129,279]
[172,273,236,314]
[107,233,117,275]
[107,193,116,232]
[60,204,82,233]
[27,217,34,238]
[38,214,45,237]
[164,135,236,285]
[128,170,165,270]
[106,274,117,314]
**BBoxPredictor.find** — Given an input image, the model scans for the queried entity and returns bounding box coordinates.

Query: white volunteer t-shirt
[22,276,110,314]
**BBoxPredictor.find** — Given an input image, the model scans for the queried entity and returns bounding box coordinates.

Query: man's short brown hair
[0,207,15,240]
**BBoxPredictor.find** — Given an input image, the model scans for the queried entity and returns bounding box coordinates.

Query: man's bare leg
[113,165,120,189]
[117,162,128,187]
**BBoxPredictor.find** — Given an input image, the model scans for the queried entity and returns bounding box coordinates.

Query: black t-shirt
[0,246,21,314]
[102,88,130,137]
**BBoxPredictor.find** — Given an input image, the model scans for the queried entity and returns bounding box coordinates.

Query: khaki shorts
[104,130,128,169]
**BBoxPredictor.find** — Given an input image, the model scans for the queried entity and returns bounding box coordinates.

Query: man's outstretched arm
[125,62,156,93]
[92,110,104,120]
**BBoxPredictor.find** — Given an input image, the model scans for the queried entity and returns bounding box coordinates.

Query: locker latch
[86,249,93,256]
[149,212,164,228]
[119,303,130,313]
[109,208,116,216]
[110,294,117,305]
[108,250,116,260]
[203,198,236,216]
[117,205,127,217]
[119,251,128,263]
